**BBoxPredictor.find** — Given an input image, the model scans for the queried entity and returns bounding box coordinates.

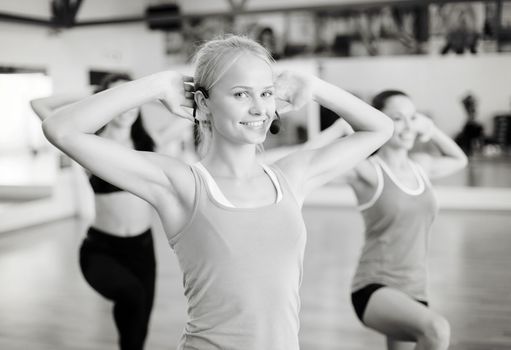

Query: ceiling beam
[0,0,499,29]
[0,12,52,27]
[73,16,144,27]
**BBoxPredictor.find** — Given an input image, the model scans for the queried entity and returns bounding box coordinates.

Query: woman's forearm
[42,73,165,142]
[303,118,354,150]
[284,78,393,193]
[430,125,468,164]
[31,94,86,121]
[312,78,393,136]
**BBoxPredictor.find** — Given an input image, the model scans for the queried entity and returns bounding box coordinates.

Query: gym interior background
[1,0,511,349]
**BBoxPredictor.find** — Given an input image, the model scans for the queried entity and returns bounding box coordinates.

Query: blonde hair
[193,34,274,157]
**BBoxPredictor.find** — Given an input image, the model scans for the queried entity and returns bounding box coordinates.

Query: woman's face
[108,80,139,129]
[382,95,418,150]
[206,53,276,146]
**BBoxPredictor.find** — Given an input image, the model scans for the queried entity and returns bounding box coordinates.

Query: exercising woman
[32,74,158,350]
[42,35,393,349]
[307,90,467,350]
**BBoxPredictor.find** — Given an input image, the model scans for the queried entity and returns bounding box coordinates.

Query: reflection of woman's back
[79,74,157,350]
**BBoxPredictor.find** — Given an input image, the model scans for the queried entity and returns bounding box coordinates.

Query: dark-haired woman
[307,90,467,350]
[31,74,160,350]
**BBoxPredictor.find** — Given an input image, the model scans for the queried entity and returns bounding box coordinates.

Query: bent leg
[130,247,156,346]
[387,337,415,350]
[80,246,151,350]
[363,287,450,350]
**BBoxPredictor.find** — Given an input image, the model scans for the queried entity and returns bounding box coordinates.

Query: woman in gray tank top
[308,90,467,350]
[41,35,393,349]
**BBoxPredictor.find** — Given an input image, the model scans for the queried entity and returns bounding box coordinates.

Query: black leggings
[351,283,429,324]
[80,227,156,350]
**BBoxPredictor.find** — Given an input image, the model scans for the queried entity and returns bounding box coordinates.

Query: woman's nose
[249,97,265,116]
[403,118,413,130]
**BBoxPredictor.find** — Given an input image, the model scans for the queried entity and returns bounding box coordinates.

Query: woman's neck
[202,140,261,179]
[377,146,410,169]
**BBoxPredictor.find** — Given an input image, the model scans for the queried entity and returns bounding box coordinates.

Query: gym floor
[0,204,510,350]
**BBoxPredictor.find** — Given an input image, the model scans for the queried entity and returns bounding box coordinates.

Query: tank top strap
[410,160,432,187]
[193,162,236,207]
[267,164,302,208]
[260,163,283,203]
[357,157,384,211]
[89,173,123,194]
[167,165,202,247]
[193,162,285,208]
[374,155,425,195]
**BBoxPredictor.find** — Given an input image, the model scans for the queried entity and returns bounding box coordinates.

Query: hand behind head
[274,71,315,114]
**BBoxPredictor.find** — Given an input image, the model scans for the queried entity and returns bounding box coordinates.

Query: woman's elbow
[42,119,58,146]
[442,155,468,177]
[379,116,394,142]
[42,116,70,147]
[457,153,469,169]
[29,100,38,113]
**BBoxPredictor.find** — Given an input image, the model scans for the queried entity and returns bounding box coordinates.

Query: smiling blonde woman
[42,35,393,350]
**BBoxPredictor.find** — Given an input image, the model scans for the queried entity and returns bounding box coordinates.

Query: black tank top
[89,175,123,194]
[89,123,154,194]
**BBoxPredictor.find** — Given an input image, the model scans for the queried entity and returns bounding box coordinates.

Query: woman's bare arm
[410,113,468,179]
[274,72,393,203]
[42,71,194,206]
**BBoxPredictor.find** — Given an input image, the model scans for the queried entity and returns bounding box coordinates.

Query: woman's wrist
[310,76,327,102]
[144,72,171,101]
[425,123,442,143]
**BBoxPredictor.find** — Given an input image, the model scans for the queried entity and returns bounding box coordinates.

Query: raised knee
[424,315,450,348]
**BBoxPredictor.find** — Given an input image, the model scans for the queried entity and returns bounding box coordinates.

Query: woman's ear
[194,89,210,117]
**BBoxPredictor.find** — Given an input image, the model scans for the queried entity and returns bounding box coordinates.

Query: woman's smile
[239,118,268,128]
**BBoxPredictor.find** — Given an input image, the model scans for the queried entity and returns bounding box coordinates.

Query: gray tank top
[168,164,307,350]
[351,156,438,300]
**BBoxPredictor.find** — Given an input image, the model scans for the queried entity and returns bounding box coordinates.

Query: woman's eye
[234,91,249,98]
[262,90,274,98]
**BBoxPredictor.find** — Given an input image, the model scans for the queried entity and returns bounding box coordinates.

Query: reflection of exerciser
[439,4,479,55]
[31,74,161,350]
[302,90,467,350]
[455,94,484,156]
[80,75,157,350]
[349,91,466,350]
